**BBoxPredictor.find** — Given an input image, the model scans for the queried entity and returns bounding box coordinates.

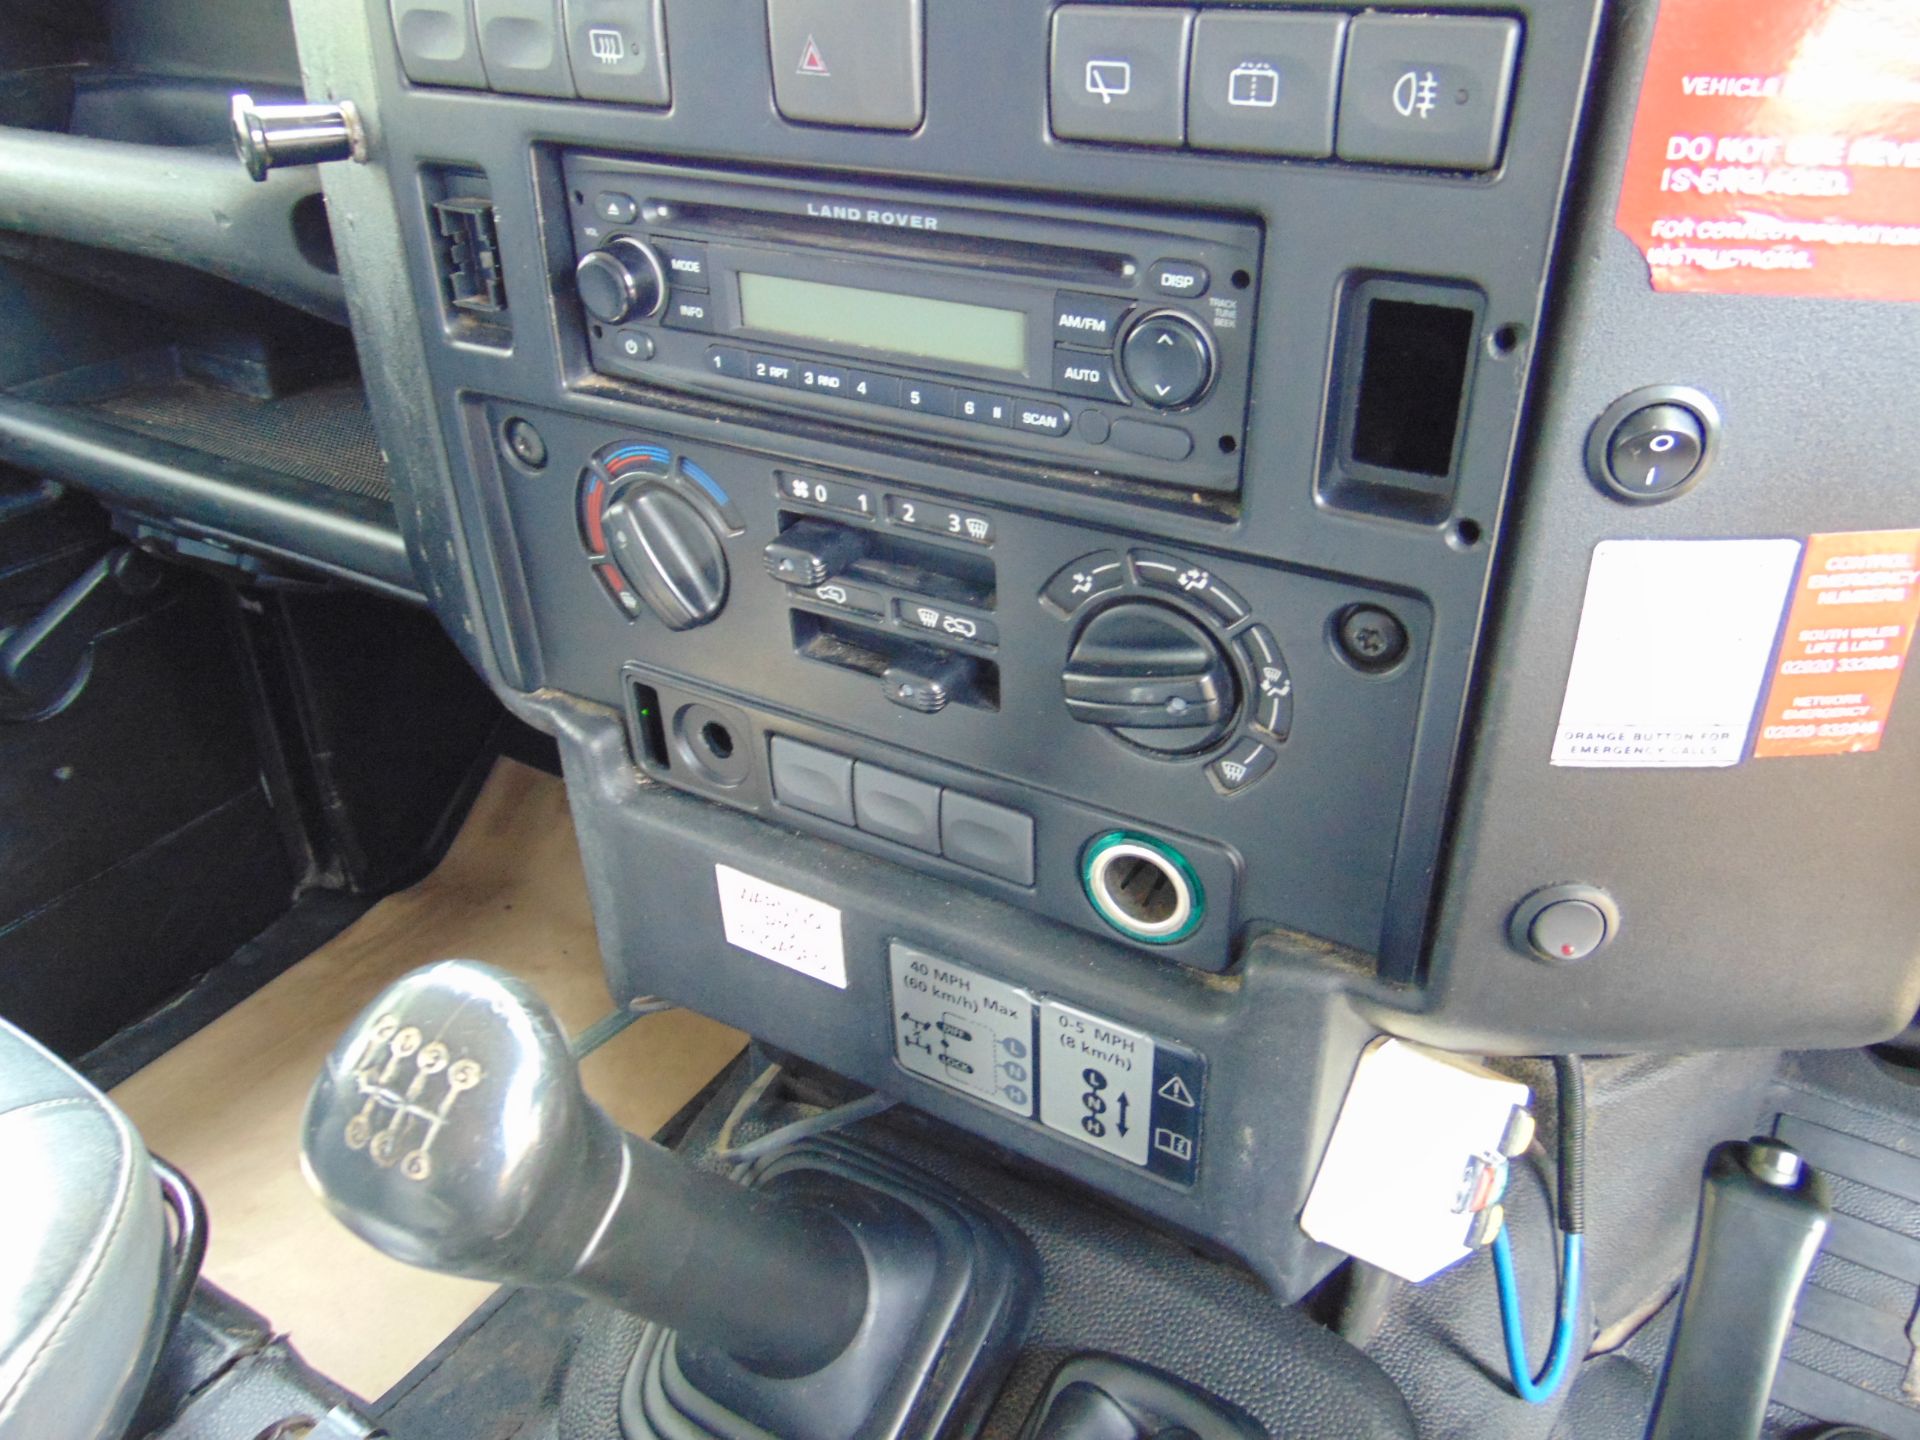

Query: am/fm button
[1053,291,1132,347]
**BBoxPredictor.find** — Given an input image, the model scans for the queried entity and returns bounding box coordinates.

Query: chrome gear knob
[301,960,608,1282]
[300,960,869,1378]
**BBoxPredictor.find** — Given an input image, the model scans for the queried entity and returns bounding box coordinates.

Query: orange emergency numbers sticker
[1753,530,1920,758]
[1616,0,1920,302]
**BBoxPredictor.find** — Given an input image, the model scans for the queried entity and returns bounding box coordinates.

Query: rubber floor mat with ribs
[1765,1049,1920,1439]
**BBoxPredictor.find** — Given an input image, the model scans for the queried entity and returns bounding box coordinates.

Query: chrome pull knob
[230,93,368,182]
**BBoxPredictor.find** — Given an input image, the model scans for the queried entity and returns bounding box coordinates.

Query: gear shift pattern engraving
[341,1013,485,1182]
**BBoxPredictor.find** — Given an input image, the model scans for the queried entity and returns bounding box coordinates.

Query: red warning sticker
[1615,0,1920,302]
[1753,530,1920,759]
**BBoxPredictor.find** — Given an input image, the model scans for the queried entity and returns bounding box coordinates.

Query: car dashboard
[4,0,1919,1332]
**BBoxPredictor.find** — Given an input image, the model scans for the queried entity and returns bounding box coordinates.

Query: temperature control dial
[1062,601,1237,754]
[576,439,741,630]
[1119,311,1215,411]
[603,486,728,631]
[575,237,667,326]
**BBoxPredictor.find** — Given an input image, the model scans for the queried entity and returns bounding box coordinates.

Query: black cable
[1552,1055,1587,1235]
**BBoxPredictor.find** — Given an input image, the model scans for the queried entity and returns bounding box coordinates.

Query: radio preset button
[750,354,802,387]
[1053,292,1132,348]
[846,370,901,407]
[799,362,850,396]
[956,391,1013,426]
[706,345,750,379]
[885,496,993,545]
[663,292,715,331]
[655,240,709,292]
[1016,402,1072,436]
[901,380,955,417]
[1151,260,1209,298]
[895,599,999,647]
[1042,552,1128,616]
[1120,311,1214,409]
[1053,347,1122,400]
[1108,418,1195,461]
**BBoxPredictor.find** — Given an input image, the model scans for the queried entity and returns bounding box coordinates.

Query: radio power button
[1119,311,1215,411]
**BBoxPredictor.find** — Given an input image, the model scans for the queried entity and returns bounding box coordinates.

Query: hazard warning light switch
[765,0,924,131]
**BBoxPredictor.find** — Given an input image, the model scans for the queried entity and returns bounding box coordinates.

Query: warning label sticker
[715,864,846,989]
[1551,539,1803,768]
[1615,0,1920,302]
[1753,530,1920,758]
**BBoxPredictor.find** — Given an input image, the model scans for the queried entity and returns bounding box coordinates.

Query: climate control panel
[489,398,1429,971]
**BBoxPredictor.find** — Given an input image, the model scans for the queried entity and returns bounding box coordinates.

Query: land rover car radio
[562,157,1262,493]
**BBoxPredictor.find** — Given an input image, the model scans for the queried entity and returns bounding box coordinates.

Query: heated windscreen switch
[763,518,866,588]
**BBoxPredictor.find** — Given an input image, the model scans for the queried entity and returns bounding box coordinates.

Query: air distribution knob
[575,237,668,326]
[1062,601,1237,754]
[602,484,728,630]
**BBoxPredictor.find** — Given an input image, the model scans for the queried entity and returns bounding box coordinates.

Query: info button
[663,293,715,331]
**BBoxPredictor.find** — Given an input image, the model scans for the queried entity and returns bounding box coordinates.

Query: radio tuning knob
[575,237,668,326]
[1119,311,1216,411]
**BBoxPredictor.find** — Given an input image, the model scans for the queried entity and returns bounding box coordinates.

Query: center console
[325,0,1606,1296]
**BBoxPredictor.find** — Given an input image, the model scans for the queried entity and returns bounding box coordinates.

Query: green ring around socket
[1080,831,1206,945]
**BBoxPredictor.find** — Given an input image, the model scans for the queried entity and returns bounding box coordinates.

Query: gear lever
[302,961,1033,1440]
[300,960,867,1378]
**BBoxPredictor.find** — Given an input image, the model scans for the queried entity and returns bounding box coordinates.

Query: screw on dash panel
[1334,604,1409,673]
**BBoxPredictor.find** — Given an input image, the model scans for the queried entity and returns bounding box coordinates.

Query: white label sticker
[714,865,846,989]
[1551,539,1804,768]
[889,945,1035,1115]
[1037,1000,1155,1166]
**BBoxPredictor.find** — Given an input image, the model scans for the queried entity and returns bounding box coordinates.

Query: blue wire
[1492,1226,1584,1403]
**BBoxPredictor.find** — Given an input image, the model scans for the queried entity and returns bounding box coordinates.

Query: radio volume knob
[1119,311,1215,411]
[575,237,668,326]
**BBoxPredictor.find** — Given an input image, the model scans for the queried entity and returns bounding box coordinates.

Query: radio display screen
[737,272,1027,373]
